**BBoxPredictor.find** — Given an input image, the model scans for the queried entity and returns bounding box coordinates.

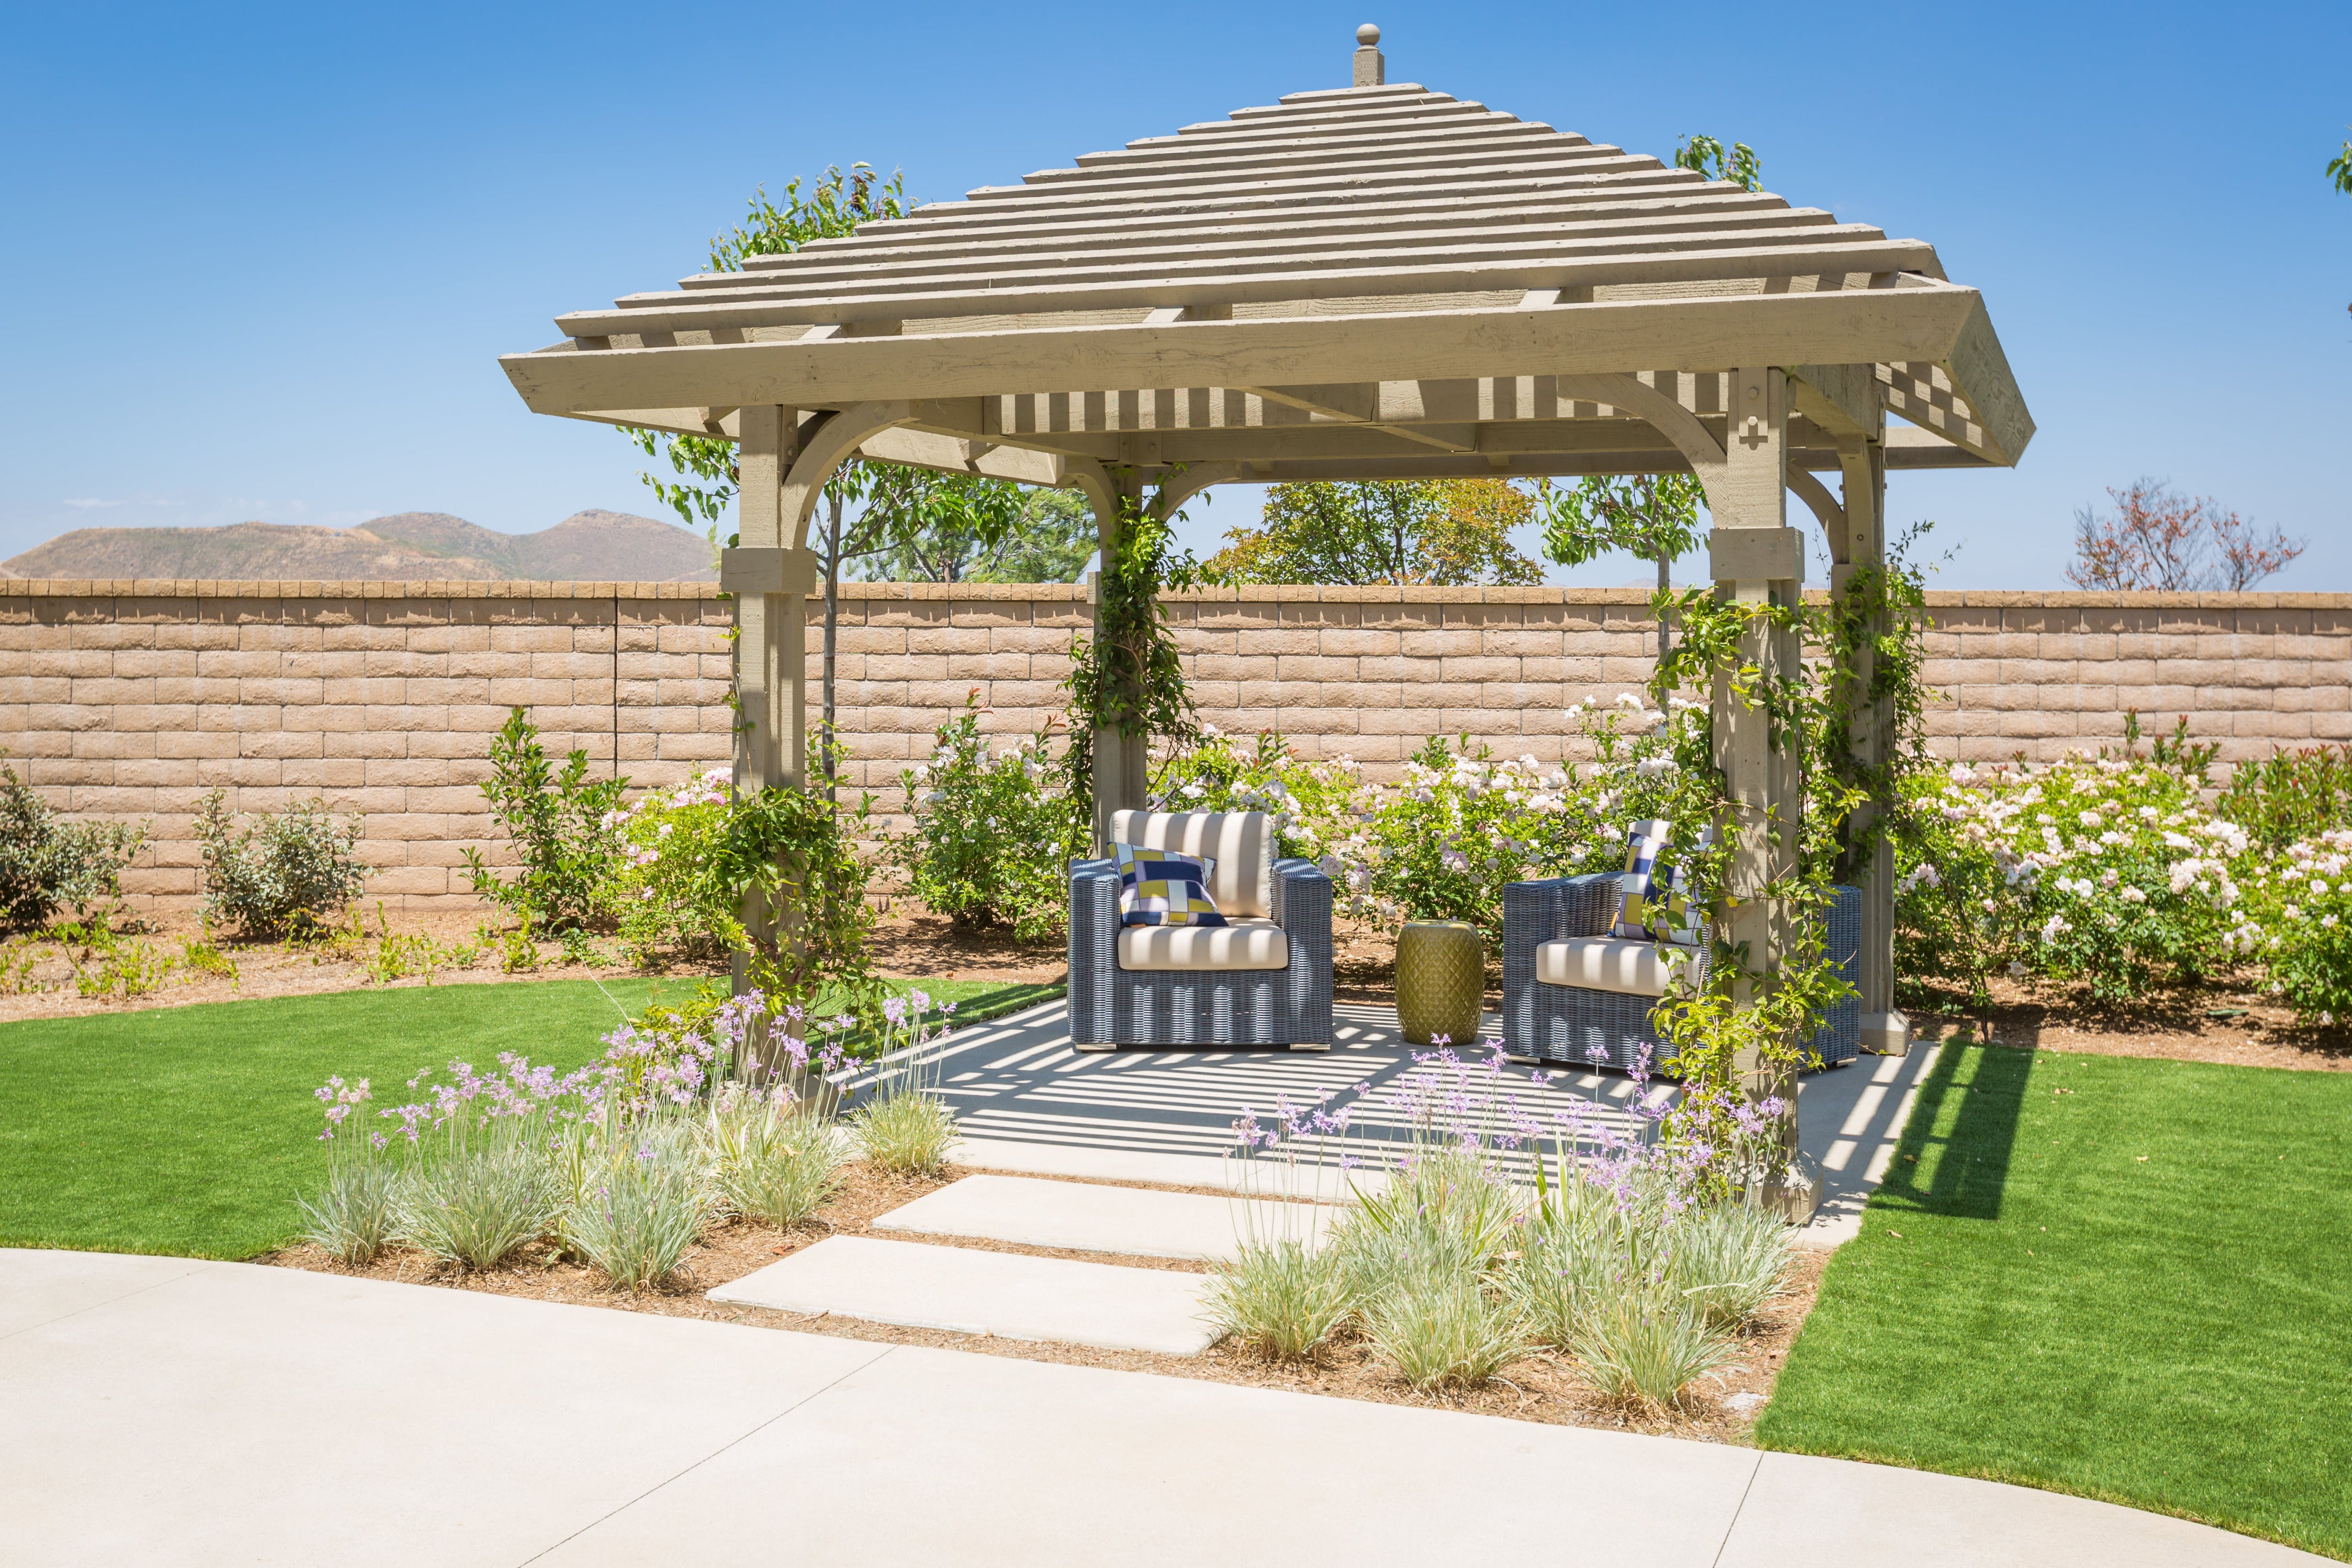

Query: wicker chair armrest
[1505,874,1619,945]
[1270,857,1332,939]
[1069,857,1120,958]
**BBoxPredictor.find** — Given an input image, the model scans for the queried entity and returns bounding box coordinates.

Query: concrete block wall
[3,579,2346,911]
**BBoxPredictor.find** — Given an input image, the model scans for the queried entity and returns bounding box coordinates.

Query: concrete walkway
[2,1249,2321,1568]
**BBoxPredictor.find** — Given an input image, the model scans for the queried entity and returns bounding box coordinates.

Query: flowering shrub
[1896,752,2253,1005]
[2216,745,2352,851]
[892,692,1087,941]
[1889,730,2352,1026]
[1148,697,1702,941]
[600,767,735,962]
[2246,830,2352,1026]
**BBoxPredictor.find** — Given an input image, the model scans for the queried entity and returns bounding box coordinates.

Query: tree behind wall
[619,166,921,776]
[1200,478,1543,586]
[2066,478,2304,591]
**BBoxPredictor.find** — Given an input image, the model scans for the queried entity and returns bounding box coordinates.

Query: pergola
[502,27,2029,1097]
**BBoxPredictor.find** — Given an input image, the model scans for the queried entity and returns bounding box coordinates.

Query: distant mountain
[1,510,717,583]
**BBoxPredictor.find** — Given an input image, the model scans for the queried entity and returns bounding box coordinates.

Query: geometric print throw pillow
[1611,818,1673,939]
[1112,843,1228,929]
[1644,828,1711,947]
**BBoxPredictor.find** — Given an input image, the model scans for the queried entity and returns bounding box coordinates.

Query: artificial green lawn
[0,975,1057,1262]
[1759,1043,2352,1560]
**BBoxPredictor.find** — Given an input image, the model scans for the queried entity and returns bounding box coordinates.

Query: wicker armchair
[1501,876,1862,1072]
[1068,809,1334,1051]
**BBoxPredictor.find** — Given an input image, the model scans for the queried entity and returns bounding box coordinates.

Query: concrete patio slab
[3,1250,2326,1568]
[872,1172,1338,1260]
[709,1234,1220,1355]
[924,999,1936,1245]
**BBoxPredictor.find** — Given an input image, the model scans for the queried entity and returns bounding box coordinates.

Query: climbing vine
[1640,559,1933,1201]
[1061,474,1200,798]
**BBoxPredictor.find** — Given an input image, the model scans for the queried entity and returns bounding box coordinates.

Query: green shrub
[193,789,367,936]
[0,756,145,928]
[462,707,626,933]
[893,691,1085,940]
[2217,745,2352,851]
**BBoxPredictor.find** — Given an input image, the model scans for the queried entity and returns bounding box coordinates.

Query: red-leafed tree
[2066,478,2305,591]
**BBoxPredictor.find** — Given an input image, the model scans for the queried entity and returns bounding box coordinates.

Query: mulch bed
[266,1159,1820,1446]
[1904,976,2352,1073]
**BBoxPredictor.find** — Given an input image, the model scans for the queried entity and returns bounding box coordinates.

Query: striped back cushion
[1612,819,1673,939]
[1113,843,1229,929]
[1108,810,1273,919]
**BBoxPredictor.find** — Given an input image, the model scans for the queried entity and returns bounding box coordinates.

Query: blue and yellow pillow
[1644,828,1713,946]
[1611,819,1673,939]
[1113,843,1228,928]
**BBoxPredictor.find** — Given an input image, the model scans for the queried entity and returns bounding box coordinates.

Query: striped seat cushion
[1113,843,1229,929]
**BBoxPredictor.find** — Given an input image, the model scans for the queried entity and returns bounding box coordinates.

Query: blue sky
[3,1,2346,589]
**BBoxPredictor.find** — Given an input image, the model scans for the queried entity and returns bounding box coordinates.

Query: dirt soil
[1904,975,2352,1073]
[0,908,690,1026]
[268,1159,1823,1445]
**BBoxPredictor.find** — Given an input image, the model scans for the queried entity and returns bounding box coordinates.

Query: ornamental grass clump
[1364,1262,1529,1391]
[707,1090,844,1228]
[385,1068,561,1271]
[847,990,960,1177]
[1204,1239,1354,1362]
[1667,1200,1795,1330]
[566,1116,710,1291]
[1569,1277,1738,1412]
[296,1076,398,1265]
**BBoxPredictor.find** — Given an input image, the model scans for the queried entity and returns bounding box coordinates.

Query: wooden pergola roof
[502,74,2031,490]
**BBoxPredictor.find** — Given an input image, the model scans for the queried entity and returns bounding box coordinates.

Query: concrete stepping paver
[709,1235,1221,1356]
[872,1173,1336,1261]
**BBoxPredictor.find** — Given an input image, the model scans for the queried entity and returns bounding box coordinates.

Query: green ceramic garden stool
[1395,920,1485,1047]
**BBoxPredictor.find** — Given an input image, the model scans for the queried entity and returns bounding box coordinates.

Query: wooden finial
[1353,23,1384,87]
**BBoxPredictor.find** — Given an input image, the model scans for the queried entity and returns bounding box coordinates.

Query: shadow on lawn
[1872,1042,2033,1222]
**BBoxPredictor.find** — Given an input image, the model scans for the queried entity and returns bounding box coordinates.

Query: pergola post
[722,402,913,1000]
[723,405,809,1001]
[1708,366,1817,1216]
[729,406,810,798]
[1084,467,1150,853]
[1831,430,1907,1053]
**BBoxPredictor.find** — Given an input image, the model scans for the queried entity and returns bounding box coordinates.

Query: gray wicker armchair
[1069,809,1334,1052]
[1501,876,1862,1072]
